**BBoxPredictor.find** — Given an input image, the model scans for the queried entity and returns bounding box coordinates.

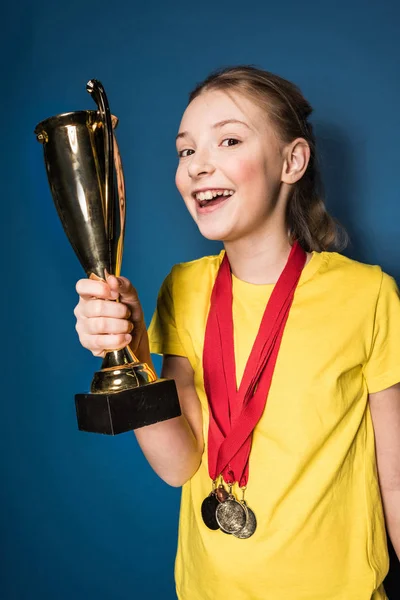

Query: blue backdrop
[3,0,400,598]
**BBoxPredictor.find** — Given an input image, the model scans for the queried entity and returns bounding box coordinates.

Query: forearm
[381,488,400,561]
[134,414,203,487]
[130,336,203,487]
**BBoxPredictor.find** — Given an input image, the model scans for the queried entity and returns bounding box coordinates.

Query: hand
[74,274,146,358]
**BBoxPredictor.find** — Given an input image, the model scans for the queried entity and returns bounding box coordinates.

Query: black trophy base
[75,378,181,435]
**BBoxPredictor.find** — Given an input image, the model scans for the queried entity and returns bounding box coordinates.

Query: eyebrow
[176,119,251,141]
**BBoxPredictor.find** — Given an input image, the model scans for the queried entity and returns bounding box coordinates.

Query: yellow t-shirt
[148,250,400,600]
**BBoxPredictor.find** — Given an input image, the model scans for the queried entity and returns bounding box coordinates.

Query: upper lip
[191,187,235,197]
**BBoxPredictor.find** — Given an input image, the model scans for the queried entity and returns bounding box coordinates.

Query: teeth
[195,189,234,201]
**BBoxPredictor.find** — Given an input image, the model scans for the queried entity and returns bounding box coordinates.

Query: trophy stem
[90,347,158,394]
[101,346,139,368]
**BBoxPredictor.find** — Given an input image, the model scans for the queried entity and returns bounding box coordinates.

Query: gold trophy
[34,79,181,435]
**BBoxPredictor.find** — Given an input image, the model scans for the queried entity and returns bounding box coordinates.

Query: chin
[194,209,240,242]
[196,222,233,242]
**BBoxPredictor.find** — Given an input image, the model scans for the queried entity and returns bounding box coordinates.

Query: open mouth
[193,189,235,210]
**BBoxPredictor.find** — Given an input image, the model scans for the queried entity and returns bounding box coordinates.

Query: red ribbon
[203,241,307,487]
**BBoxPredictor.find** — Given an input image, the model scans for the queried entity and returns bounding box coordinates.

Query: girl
[74,66,400,599]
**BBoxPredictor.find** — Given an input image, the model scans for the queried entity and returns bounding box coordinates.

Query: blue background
[3,0,399,598]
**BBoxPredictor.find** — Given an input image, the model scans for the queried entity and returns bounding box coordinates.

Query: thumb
[116,275,138,300]
[105,274,120,295]
[106,274,142,318]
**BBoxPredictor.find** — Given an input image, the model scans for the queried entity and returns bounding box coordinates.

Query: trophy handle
[86,79,115,268]
[86,79,125,279]
[86,79,138,373]
[112,131,125,278]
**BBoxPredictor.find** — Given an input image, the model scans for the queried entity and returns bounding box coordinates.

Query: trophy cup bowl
[34,79,181,435]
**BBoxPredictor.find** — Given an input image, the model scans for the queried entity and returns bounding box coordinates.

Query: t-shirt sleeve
[363,271,400,394]
[147,269,187,357]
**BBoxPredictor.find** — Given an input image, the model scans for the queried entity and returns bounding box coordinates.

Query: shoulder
[321,251,388,297]
[169,251,224,291]
[323,251,382,278]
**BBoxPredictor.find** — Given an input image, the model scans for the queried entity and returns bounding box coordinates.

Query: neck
[224,226,304,285]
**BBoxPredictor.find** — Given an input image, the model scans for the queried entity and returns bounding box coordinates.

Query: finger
[76,279,118,300]
[79,298,131,320]
[85,317,134,335]
[82,332,132,352]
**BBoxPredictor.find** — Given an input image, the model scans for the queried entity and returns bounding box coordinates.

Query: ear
[281,138,310,184]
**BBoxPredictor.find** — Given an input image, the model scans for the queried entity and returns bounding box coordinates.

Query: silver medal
[233,502,257,539]
[215,496,247,534]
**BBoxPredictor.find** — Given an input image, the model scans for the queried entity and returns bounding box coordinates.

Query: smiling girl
[74,66,400,599]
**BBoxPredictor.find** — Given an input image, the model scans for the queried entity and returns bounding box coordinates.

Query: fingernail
[125,334,132,343]
[110,291,119,299]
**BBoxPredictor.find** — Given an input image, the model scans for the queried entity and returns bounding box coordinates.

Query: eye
[178,148,195,158]
[221,138,241,147]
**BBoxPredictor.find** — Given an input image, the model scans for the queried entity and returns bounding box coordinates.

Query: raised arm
[74,273,204,487]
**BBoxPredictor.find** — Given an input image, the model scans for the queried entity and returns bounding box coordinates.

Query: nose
[187,148,215,179]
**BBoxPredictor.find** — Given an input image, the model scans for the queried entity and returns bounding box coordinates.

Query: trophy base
[75,378,181,435]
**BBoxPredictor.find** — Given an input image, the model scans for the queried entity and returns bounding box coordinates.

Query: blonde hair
[188,65,348,252]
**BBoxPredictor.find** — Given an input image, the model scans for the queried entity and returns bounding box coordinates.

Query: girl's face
[175,89,289,243]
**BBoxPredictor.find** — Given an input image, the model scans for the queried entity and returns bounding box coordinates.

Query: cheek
[175,168,195,213]
[235,154,281,195]
[175,166,186,196]
[175,168,182,191]
[233,156,265,185]
[175,166,190,196]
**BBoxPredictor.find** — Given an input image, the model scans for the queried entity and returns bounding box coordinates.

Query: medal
[216,483,232,534]
[216,494,247,534]
[233,502,257,539]
[232,487,257,539]
[201,481,219,530]
[201,492,219,530]
[202,242,307,537]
